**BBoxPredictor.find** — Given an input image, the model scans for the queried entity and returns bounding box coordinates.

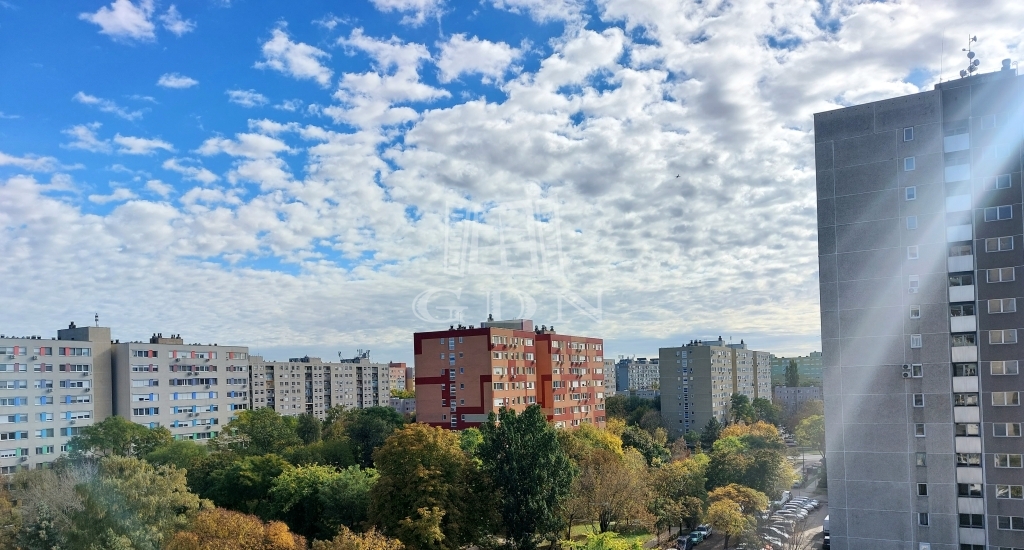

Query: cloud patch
[157,73,199,88]
[89,187,137,204]
[226,89,269,108]
[162,158,219,184]
[370,0,444,26]
[437,34,521,83]
[113,134,175,155]
[159,5,195,36]
[63,123,113,153]
[73,92,143,120]
[255,28,333,87]
[79,0,156,41]
[0,151,62,172]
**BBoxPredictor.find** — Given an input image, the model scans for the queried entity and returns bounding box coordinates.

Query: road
[781,467,828,550]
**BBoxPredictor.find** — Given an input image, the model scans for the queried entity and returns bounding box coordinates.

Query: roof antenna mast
[960,35,979,78]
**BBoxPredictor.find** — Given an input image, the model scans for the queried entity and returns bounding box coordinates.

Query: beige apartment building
[659,338,773,438]
[249,352,392,419]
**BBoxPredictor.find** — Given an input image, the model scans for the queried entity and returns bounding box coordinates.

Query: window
[996,485,1024,499]
[994,423,1022,437]
[906,186,917,200]
[909,275,920,293]
[907,246,919,259]
[958,483,983,497]
[956,423,980,436]
[906,216,918,230]
[917,483,928,496]
[916,452,927,466]
[949,244,972,257]
[990,329,1018,345]
[913,394,924,407]
[989,298,1017,313]
[993,391,1021,406]
[904,127,914,141]
[985,205,1013,221]
[904,157,916,171]
[994,173,1012,189]
[918,512,929,526]
[996,516,1024,531]
[950,304,975,316]
[995,453,1024,467]
[986,236,1014,252]
[910,334,922,348]
[949,273,973,286]
[952,334,976,347]
[910,305,921,319]
[956,453,981,466]
[912,364,923,377]
[958,514,984,528]
[915,423,926,437]
[953,363,978,376]
[992,361,1020,375]
[953,393,979,406]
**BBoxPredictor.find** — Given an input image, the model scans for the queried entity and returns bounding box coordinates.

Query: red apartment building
[413,319,607,430]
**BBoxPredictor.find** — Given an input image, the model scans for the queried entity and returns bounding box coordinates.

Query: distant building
[769,351,823,386]
[389,362,408,390]
[390,397,415,415]
[249,352,392,419]
[659,337,772,438]
[413,319,607,430]
[603,359,617,394]
[614,357,660,395]
[772,385,822,414]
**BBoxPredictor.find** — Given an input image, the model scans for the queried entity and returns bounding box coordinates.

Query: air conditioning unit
[205,384,211,389]
[84,388,90,392]
[82,372,88,376]
[69,420,76,424]
[31,356,38,360]
[909,287,919,294]
[6,355,14,359]
[45,388,52,393]
[19,456,27,462]
[175,358,180,362]
[902,364,912,370]
[902,372,912,379]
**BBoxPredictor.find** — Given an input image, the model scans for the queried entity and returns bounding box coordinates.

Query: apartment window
[993,391,1021,406]
[458,337,463,344]
[958,483,983,497]
[950,304,974,317]
[986,236,1014,252]
[904,127,914,141]
[915,423,926,437]
[907,246,919,260]
[983,266,1015,282]
[918,513,929,526]
[906,216,918,230]
[994,453,1024,467]
[994,173,1012,189]
[949,273,973,287]
[985,205,1013,221]
[990,329,1018,345]
[949,244,972,257]
[904,157,916,171]
[956,423,980,436]
[952,334,976,347]
[997,516,1024,531]
[911,334,923,348]
[910,306,921,319]
[992,360,1020,375]
[994,423,1022,437]
[997,485,1024,499]
[909,275,920,293]
[953,363,978,376]
[958,514,984,528]
[956,453,981,466]
[917,483,928,496]
[906,186,917,200]
[954,393,979,406]
[989,298,1017,314]
[913,394,924,407]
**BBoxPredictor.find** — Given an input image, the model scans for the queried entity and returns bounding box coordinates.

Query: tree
[786,399,823,432]
[146,440,208,471]
[68,456,204,550]
[621,425,668,466]
[391,389,416,399]
[564,532,643,550]
[699,418,722,450]
[0,487,16,550]
[68,415,172,458]
[785,360,799,388]
[650,454,709,533]
[221,408,301,456]
[10,460,97,549]
[707,484,768,515]
[795,415,825,457]
[479,405,576,550]
[297,414,324,445]
[706,424,792,498]
[346,407,407,468]
[369,424,491,550]
[729,394,755,424]
[165,507,307,550]
[313,526,405,550]
[270,464,376,541]
[750,397,781,426]
[572,448,653,533]
[704,500,748,550]
[208,454,292,520]
[458,428,483,456]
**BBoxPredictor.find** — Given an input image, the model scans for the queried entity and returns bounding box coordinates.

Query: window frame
[904,127,914,141]
[915,423,926,437]
[906,216,918,230]
[985,236,1014,252]
[906,186,917,201]
[991,360,1020,375]
[910,334,923,349]
[904,157,916,171]
[987,267,1015,283]
[984,205,1013,222]
[913,393,924,407]
[990,329,1018,345]
[910,305,921,319]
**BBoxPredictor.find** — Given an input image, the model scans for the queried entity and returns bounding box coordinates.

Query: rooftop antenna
[959,35,979,78]
[94,313,99,327]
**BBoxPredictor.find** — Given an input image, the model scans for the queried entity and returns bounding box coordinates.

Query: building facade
[614,357,660,394]
[413,319,607,430]
[770,351,824,386]
[659,338,772,439]
[603,359,618,394]
[249,353,392,419]
[816,63,1024,550]
[772,385,823,415]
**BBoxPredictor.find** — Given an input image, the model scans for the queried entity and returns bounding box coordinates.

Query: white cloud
[369,0,444,26]
[159,5,195,36]
[255,28,333,87]
[181,186,242,206]
[73,91,143,120]
[274,99,303,112]
[157,73,199,89]
[113,134,175,155]
[0,151,61,172]
[62,123,113,153]
[89,187,137,204]
[79,0,156,41]
[162,158,219,184]
[0,111,19,119]
[198,133,292,159]
[491,0,583,23]
[437,34,521,83]
[226,89,269,108]
[145,179,174,197]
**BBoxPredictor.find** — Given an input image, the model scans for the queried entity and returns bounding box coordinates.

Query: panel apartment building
[414,319,607,430]
[658,338,772,439]
[249,352,391,420]
[614,356,661,396]
[770,351,824,386]
[816,61,1024,550]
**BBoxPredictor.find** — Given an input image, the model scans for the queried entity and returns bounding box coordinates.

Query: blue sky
[1,0,1022,363]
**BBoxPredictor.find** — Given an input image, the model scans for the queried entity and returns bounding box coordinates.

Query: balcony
[951,346,978,362]
[957,497,984,514]
[945,164,971,182]
[944,133,970,152]
[946,194,972,212]
[949,285,975,302]
[950,315,977,332]
[952,376,979,392]
[948,255,974,273]
[954,437,982,453]
[953,406,980,422]
[946,223,973,241]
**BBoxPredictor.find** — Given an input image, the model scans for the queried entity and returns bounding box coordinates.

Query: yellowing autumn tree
[165,507,306,550]
[313,526,405,550]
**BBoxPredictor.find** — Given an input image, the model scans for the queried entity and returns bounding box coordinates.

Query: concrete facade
[249,354,392,419]
[614,357,660,394]
[816,66,1024,550]
[770,351,824,386]
[773,385,823,414]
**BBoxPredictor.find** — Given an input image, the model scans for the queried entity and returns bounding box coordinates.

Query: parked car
[695,524,713,538]
[822,534,831,549]
[688,531,704,546]
[676,536,694,550]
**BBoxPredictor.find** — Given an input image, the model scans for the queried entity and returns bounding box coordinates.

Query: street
[783,452,828,550]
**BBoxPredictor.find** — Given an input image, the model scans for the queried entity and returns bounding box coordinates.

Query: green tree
[209,454,292,520]
[704,499,748,550]
[10,461,96,550]
[621,425,668,466]
[750,398,781,426]
[785,399,823,432]
[68,415,172,458]
[650,454,709,532]
[297,414,324,445]
[572,448,653,533]
[785,360,799,388]
[459,427,484,456]
[729,394,755,424]
[706,424,792,498]
[369,424,491,550]
[391,389,416,399]
[347,407,407,468]
[68,456,204,550]
[479,405,576,550]
[221,408,301,456]
[271,464,376,541]
[699,417,722,450]
[284,438,358,469]
[145,440,208,471]
[795,415,826,457]
[322,466,379,532]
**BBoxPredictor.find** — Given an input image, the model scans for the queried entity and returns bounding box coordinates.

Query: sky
[1,0,1023,364]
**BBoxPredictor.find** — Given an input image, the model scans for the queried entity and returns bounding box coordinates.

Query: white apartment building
[249,352,391,419]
